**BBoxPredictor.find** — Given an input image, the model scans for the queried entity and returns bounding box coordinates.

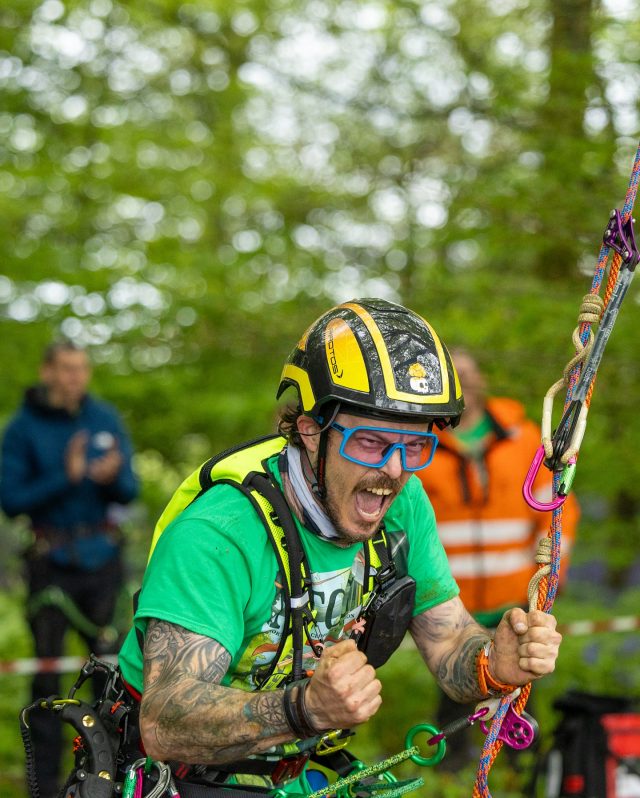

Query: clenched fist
[304,640,382,731]
[491,608,562,686]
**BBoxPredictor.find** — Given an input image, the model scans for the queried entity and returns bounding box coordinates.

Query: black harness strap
[247,471,312,682]
[173,782,271,798]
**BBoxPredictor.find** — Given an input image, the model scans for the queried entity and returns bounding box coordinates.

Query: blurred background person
[0,340,138,798]
[418,348,580,770]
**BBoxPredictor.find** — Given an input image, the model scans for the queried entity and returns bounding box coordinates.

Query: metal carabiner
[315,728,353,756]
[522,446,567,512]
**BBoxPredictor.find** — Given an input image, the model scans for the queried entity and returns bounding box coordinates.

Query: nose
[380,446,404,479]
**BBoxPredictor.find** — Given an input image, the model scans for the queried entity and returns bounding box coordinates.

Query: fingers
[512,610,561,676]
[505,606,529,634]
[65,431,88,483]
[87,449,123,484]
[338,675,382,724]
[305,640,382,729]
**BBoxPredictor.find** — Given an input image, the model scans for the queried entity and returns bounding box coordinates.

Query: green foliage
[1,0,640,794]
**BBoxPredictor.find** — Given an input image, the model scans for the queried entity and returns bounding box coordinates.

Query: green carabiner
[404,724,446,767]
[558,456,577,496]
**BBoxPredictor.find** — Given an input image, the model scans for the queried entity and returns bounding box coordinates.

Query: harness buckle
[271,752,310,783]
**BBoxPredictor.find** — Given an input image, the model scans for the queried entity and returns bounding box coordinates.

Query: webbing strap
[173,782,271,798]
[248,472,311,682]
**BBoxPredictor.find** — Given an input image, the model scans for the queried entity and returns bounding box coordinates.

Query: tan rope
[541,294,604,460]
[527,537,552,611]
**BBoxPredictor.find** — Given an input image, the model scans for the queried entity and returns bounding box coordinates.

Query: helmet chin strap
[304,402,341,501]
[310,428,329,500]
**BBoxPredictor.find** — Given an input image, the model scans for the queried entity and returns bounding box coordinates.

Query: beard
[322,472,404,545]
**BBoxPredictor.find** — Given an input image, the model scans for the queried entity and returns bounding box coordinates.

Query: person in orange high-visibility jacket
[418,349,579,768]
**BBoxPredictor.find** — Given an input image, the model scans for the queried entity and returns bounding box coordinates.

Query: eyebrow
[355,427,426,441]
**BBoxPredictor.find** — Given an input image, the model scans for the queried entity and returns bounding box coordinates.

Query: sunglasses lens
[341,428,437,469]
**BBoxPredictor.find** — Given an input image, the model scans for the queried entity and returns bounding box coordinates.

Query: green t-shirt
[119,455,459,693]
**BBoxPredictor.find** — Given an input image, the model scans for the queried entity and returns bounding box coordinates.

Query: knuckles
[526,610,557,629]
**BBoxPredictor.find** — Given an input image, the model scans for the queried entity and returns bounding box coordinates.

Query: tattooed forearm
[410,597,492,702]
[434,633,490,702]
[140,619,292,764]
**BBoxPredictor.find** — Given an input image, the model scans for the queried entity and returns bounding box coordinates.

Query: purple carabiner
[480,706,538,750]
[522,445,567,512]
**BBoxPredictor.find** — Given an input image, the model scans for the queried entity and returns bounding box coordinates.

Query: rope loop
[541,306,597,462]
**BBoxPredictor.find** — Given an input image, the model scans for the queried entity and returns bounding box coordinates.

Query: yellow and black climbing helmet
[277,298,464,427]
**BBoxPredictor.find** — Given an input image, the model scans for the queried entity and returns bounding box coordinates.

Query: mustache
[355,474,402,494]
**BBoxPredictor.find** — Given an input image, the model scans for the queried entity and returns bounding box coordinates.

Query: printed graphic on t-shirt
[231,549,368,689]
[230,530,412,690]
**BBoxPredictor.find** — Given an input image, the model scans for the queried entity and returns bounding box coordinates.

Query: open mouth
[354,486,394,521]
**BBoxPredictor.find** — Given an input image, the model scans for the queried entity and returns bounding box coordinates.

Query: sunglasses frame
[330,422,439,471]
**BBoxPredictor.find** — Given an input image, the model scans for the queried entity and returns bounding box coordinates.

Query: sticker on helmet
[408,356,442,395]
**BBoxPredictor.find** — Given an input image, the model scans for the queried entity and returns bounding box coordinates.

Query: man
[0,340,138,798]
[118,299,561,795]
[418,347,579,767]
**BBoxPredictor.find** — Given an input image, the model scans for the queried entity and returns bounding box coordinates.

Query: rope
[541,295,602,461]
[527,537,552,610]
[305,747,424,798]
[473,138,640,798]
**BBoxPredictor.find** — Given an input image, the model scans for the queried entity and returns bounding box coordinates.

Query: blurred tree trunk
[534,0,612,280]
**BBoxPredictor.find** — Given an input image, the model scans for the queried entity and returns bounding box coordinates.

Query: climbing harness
[20,654,138,797]
[19,656,443,798]
[476,140,640,798]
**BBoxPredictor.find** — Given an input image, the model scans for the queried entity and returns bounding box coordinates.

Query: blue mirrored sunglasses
[330,422,439,471]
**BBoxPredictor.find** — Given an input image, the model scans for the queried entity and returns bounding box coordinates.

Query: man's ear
[296,414,321,455]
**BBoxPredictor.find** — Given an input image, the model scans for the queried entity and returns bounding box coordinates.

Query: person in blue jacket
[0,339,139,798]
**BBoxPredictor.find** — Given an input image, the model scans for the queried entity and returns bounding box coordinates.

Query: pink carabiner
[522,445,567,512]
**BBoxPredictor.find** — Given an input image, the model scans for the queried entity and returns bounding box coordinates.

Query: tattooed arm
[409,596,491,702]
[139,619,293,764]
[410,597,562,702]
[139,620,383,764]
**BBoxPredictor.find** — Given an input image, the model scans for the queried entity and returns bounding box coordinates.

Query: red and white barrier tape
[1,617,639,676]
[557,615,640,636]
[0,654,117,676]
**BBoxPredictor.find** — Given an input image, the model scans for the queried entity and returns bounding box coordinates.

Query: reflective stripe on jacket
[418,397,579,620]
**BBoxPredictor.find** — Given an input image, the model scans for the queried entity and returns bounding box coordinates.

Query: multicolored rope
[473,138,640,798]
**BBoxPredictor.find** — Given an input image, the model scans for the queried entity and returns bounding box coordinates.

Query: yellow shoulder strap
[147,435,285,560]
